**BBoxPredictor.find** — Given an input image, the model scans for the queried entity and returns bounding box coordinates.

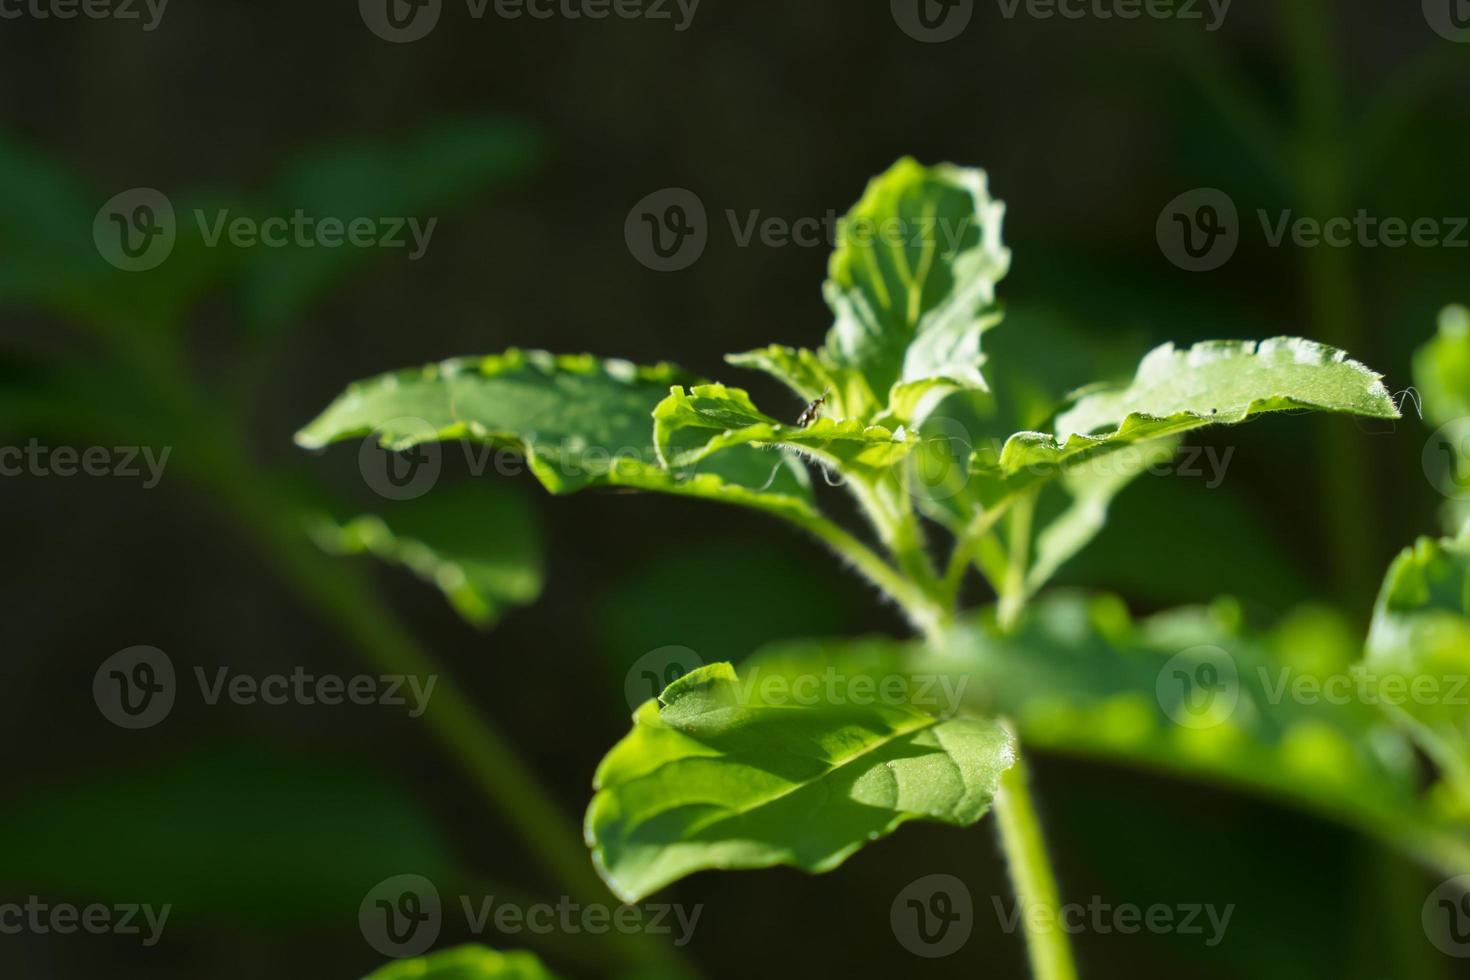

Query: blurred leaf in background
[309,482,545,631]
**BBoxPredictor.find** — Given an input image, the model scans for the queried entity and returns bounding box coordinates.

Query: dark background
[1,1,1467,977]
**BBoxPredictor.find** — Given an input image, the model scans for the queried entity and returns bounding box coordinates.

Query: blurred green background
[1,2,1467,978]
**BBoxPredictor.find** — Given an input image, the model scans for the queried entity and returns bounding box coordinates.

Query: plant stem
[943,498,1015,602]
[994,736,1079,980]
[210,471,688,976]
[998,491,1037,633]
[788,506,950,642]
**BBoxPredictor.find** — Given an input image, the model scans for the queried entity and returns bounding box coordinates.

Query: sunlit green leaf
[653,383,913,475]
[822,158,1010,424]
[297,350,815,514]
[586,662,1014,902]
[364,945,559,980]
[977,337,1399,499]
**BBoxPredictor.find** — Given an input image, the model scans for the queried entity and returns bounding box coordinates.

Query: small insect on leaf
[796,389,830,429]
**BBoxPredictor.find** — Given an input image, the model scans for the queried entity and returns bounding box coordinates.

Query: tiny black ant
[796,389,830,428]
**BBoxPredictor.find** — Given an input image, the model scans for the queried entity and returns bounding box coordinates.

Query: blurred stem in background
[170,370,692,977]
[1284,0,1376,606]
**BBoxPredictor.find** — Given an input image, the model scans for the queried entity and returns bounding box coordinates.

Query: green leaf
[364,945,560,980]
[297,349,818,518]
[1415,307,1470,536]
[0,134,236,334]
[1414,305,1470,426]
[308,483,544,629]
[0,748,455,928]
[1056,336,1400,437]
[723,344,837,402]
[586,662,1014,902]
[1366,534,1470,811]
[914,597,1453,870]
[243,117,540,335]
[981,337,1400,495]
[653,383,913,475]
[821,158,1010,423]
[295,350,686,493]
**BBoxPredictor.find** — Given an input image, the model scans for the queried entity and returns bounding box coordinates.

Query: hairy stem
[994,737,1079,980]
[998,491,1037,633]
[787,505,951,642]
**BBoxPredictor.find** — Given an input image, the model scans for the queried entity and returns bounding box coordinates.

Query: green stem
[998,491,1037,633]
[943,498,1015,603]
[787,505,950,642]
[994,736,1079,980]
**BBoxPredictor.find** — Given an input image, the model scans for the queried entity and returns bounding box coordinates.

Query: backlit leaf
[586,662,1014,902]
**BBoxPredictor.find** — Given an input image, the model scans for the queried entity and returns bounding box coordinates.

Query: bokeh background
[1,1,1468,977]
